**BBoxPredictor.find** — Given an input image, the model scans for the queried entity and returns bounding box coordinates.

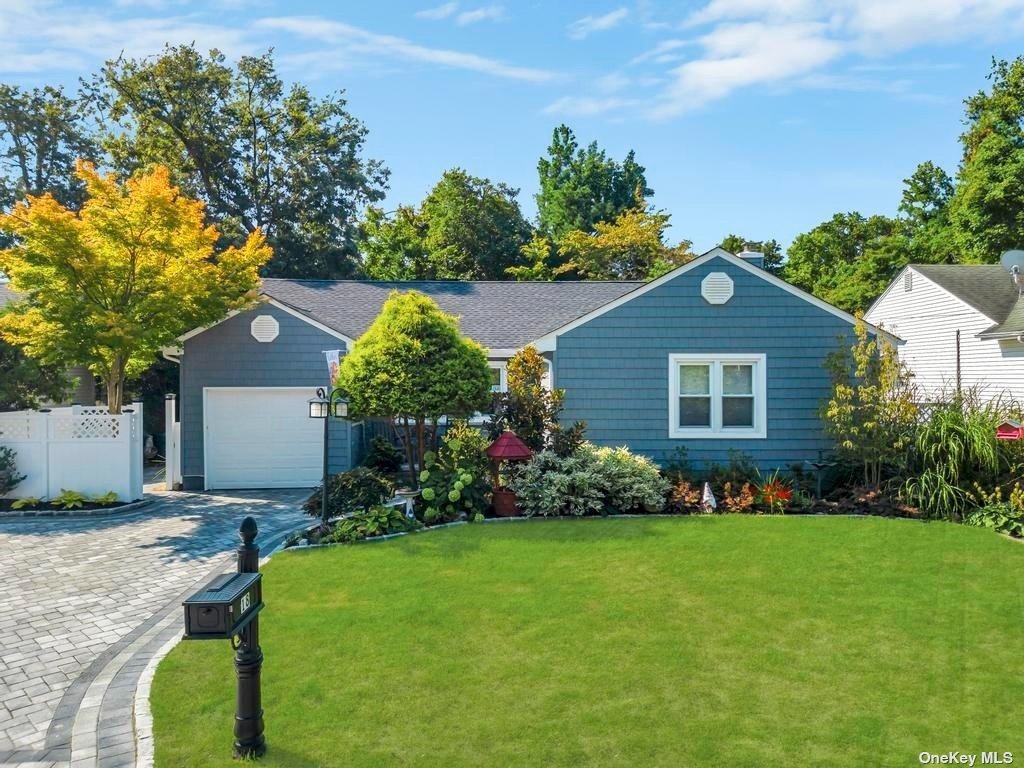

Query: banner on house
[323,350,342,384]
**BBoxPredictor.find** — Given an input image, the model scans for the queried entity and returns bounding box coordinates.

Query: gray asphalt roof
[913,264,1020,322]
[979,296,1024,338]
[260,279,645,349]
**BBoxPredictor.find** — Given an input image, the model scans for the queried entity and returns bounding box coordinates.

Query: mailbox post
[233,517,265,759]
[182,516,266,759]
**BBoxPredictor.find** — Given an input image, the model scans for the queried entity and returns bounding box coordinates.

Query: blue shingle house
[165,248,878,491]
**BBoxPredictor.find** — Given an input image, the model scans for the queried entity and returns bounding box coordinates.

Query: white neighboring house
[865,264,1024,403]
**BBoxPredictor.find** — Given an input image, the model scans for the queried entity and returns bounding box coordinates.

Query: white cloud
[256,16,557,82]
[622,0,1024,117]
[455,5,505,25]
[0,3,255,74]
[415,2,459,20]
[595,72,631,92]
[567,7,628,40]
[630,39,688,64]
[543,95,635,116]
[650,21,842,118]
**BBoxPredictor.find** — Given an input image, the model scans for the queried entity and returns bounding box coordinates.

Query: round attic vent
[701,272,734,305]
[250,314,280,343]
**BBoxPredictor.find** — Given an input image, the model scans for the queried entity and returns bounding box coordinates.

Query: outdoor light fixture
[308,396,329,420]
[309,386,350,529]
[308,387,347,420]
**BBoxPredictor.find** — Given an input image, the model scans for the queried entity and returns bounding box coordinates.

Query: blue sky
[3,1,1023,252]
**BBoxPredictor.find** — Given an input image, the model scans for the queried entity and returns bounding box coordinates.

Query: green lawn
[152,517,1024,767]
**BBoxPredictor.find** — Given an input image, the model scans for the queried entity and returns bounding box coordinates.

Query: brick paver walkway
[0,490,309,768]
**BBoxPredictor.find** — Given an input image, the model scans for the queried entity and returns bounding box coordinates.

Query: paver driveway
[0,490,309,768]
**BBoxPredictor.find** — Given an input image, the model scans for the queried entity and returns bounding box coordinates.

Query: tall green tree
[950,56,1024,262]
[0,85,98,237]
[719,234,784,273]
[360,169,532,280]
[336,291,492,483]
[899,161,958,264]
[359,205,429,280]
[87,45,387,279]
[781,212,905,313]
[536,125,652,241]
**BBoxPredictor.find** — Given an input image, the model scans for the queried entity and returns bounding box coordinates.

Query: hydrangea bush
[418,420,491,523]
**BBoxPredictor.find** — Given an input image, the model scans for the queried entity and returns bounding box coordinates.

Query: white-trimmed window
[668,354,767,439]
[489,362,507,393]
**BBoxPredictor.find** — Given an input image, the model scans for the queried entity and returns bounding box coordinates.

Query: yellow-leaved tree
[0,161,271,412]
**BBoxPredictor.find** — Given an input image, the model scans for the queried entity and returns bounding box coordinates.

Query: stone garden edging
[0,497,153,519]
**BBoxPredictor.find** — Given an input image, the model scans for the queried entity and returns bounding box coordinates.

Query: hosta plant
[92,491,118,505]
[11,496,42,510]
[964,503,1024,538]
[324,505,420,544]
[50,489,87,510]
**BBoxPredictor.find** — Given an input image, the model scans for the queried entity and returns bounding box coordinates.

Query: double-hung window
[668,354,766,439]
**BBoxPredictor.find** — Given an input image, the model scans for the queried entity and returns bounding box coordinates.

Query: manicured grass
[151,517,1024,767]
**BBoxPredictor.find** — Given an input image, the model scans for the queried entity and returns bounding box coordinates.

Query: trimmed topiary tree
[337,291,492,483]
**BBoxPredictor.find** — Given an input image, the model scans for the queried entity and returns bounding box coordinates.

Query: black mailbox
[183,571,263,640]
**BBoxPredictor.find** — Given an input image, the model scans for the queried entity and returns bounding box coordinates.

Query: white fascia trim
[264,298,354,345]
[160,347,183,364]
[863,265,912,321]
[175,296,354,347]
[177,310,241,343]
[530,248,897,349]
[668,353,767,440]
[487,348,519,358]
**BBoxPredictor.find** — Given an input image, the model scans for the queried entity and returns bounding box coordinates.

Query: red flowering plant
[756,470,793,515]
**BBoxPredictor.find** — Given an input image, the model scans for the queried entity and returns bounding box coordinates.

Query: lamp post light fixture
[308,387,349,530]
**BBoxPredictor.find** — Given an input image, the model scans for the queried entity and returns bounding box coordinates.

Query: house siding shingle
[555,257,855,470]
[180,304,350,490]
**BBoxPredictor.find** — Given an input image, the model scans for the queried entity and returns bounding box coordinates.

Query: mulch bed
[799,486,922,518]
[0,498,145,516]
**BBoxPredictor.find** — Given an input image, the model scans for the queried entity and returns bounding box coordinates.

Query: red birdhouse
[487,431,533,517]
[486,431,533,462]
[996,420,1024,441]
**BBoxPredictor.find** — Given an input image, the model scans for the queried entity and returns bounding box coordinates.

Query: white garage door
[204,388,324,490]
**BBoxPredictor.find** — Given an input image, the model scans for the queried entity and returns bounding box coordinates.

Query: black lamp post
[308,386,349,529]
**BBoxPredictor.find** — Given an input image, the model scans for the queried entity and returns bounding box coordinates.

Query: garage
[203,387,323,490]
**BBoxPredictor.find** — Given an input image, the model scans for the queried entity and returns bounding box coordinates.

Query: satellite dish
[1000,250,1024,273]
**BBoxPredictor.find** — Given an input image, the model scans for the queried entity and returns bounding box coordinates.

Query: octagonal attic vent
[701,272,734,304]
[250,315,280,343]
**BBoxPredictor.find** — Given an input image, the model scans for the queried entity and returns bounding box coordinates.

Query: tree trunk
[400,416,417,486]
[416,418,426,478]
[105,360,126,414]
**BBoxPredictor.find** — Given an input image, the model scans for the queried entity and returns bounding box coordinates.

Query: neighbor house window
[489,362,507,393]
[668,354,766,439]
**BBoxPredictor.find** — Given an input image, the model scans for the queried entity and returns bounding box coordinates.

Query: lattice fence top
[0,412,35,441]
[76,406,112,415]
[51,415,122,440]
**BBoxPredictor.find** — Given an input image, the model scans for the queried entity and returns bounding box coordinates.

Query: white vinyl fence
[0,403,144,501]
